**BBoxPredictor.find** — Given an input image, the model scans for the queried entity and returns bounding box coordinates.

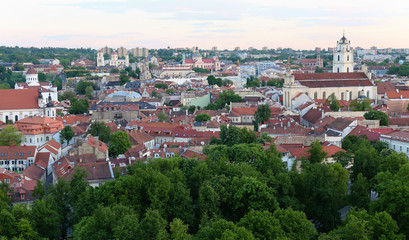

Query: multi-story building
[101,46,111,55]
[0,146,37,172]
[16,116,64,147]
[117,46,127,58]
[97,50,129,67]
[380,131,409,156]
[183,54,220,71]
[131,47,149,57]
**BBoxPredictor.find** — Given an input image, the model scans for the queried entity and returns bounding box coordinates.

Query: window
[46,136,49,141]
[367,91,370,98]
[341,92,344,100]
[314,92,317,99]
[337,68,340,73]
[347,56,350,61]
[350,91,353,100]
[337,55,340,61]
[322,92,326,99]
[400,146,403,152]
[347,67,349,73]
[15,115,18,122]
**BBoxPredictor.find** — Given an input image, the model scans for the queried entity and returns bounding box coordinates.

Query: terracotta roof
[322,145,345,156]
[77,162,113,180]
[289,147,311,159]
[389,118,409,126]
[26,68,37,75]
[327,118,354,131]
[128,130,154,145]
[302,108,323,124]
[377,82,395,94]
[0,146,36,160]
[386,90,409,99]
[21,164,46,181]
[230,107,258,116]
[181,149,206,160]
[293,72,372,88]
[87,135,108,153]
[0,89,39,110]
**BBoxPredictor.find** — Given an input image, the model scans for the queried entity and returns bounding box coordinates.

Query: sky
[1,0,409,50]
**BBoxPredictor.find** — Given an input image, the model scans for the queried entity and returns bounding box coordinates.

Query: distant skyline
[2,0,409,50]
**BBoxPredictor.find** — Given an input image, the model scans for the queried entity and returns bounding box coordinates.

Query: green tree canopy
[108,130,132,157]
[364,110,389,126]
[195,113,211,122]
[254,104,272,123]
[88,121,111,143]
[60,125,74,145]
[0,125,23,146]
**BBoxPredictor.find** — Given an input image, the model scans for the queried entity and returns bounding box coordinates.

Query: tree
[273,208,316,239]
[326,93,340,111]
[169,218,192,240]
[315,66,324,73]
[0,125,23,146]
[61,90,76,100]
[238,210,284,239]
[85,86,93,99]
[110,68,119,73]
[158,111,169,122]
[32,180,45,200]
[154,83,168,89]
[254,104,272,123]
[349,173,370,209]
[68,98,89,114]
[119,74,130,85]
[60,126,74,145]
[76,80,94,94]
[109,130,132,157]
[196,219,255,240]
[364,110,389,126]
[88,121,111,143]
[38,72,46,82]
[350,98,372,111]
[195,113,211,122]
[31,199,60,239]
[166,89,174,95]
[308,141,327,164]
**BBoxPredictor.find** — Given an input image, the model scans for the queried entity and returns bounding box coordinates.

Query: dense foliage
[0,131,409,239]
[364,110,389,126]
[205,90,242,110]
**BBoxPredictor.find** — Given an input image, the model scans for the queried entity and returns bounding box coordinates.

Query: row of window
[0,160,27,165]
[392,144,409,153]
[25,136,50,143]
[312,91,370,100]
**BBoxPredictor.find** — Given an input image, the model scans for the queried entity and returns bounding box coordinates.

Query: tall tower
[97,50,104,67]
[333,34,354,73]
[26,68,39,86]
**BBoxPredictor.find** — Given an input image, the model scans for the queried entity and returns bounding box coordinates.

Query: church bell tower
[333,34,354,73]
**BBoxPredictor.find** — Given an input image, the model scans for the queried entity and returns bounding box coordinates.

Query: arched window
[314,92,318,99]
[347,55,350,61]
[5,116,8,122]
[341,92,344,100]
[367,91,370,98]
[15,115,18,122]
[323,92,326,99]
[338,55,340,61]
[337,68,340,73]
[350,91,353,100]
[347,67,349,73]
[46,136,49,141]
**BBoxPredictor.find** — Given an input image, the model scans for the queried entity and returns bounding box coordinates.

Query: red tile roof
[0,146,36,160]
[87,135,108,153]
[377,82,395,94]
[386,90,409,99]
[26,68,37,75]
[0,89,39,110]
[293,72,372,88]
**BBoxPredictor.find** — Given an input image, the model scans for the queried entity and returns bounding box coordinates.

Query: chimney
[94,136,99,146]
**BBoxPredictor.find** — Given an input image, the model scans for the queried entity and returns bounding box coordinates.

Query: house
[0,145,37,172]
[380,131,409,156]
[385,90,409,115]
[68,135,109,160]
[0,168,37,202]
[17,116,64,147]
[325,118,357,147]
[128,130,155,149]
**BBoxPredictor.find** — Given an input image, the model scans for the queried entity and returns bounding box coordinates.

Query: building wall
[380,137,409,156]
[387,99,409,115]
[91,111,139,122]
[0,108,41,123]
[23,133,56,147]
[189,93,211,108]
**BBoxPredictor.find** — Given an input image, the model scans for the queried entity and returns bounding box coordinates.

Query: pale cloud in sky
[1,0,409,50]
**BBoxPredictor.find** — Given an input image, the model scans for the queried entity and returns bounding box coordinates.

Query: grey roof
[90,101,156,110]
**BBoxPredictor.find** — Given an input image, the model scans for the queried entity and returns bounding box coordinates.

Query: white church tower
[26,68,39,86]
[333,34,354,73]
[97,50,105,67]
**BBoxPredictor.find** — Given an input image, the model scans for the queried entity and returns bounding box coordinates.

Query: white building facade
[333,35,355,73]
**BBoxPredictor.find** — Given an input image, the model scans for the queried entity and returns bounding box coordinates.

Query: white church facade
[282,35,377,109]
[97,50,129,67]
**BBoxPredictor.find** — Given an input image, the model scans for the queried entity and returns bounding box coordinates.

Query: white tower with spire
[333,34,354,73]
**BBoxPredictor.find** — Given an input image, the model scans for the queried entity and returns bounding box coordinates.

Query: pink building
[184,55,221,71]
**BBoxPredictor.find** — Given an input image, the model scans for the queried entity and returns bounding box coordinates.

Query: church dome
[26,68,37,75]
